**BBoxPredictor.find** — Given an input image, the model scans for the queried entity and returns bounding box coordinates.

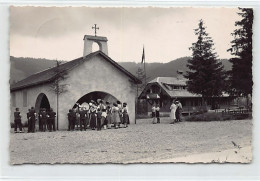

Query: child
[151,103,156,124]
[96,108,102,131]
[14,108,23,133]
[155,104,160,123]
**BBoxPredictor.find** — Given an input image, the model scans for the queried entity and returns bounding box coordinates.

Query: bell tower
[83,35,108,57]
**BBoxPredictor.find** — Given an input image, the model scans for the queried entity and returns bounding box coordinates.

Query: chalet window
[12,92,16,107]
[23,90,27,107]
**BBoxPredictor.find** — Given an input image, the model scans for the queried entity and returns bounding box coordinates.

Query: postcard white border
[1,1,260,180]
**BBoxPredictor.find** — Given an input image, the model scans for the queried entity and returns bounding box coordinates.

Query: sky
[10,6,241,63]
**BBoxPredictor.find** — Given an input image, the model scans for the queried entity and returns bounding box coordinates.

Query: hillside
[10,56,232,84]
[119,57,232,82]
[10,56,63,84]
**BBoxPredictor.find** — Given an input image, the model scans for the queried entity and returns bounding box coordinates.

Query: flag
[141,46,145,64]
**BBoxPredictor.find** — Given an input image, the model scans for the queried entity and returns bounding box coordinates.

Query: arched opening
[35,93,51,112]
[72,91,118,108]
[92,41,101,52]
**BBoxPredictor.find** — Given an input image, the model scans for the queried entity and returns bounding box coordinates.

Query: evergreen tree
[227,8,253,97]
[136,66,146,93]
[185,20,226,108]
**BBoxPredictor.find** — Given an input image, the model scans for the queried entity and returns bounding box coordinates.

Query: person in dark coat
[67,109,73,131]
[27,108,31,132]
[89,103,97,130]
[41,108,48,132]
[155,104,160,123]
[122,103,129,128]
[14,108,23,133]
[79,107,87,131]
[48,108,56,131]
[71,109,76,131]
[96,108,102,131]
[117,101,123,125]
[29,107,36,133]
[175,100,183,122]
[38,108,43,132]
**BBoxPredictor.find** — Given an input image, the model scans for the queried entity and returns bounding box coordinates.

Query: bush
[185,112,236,122]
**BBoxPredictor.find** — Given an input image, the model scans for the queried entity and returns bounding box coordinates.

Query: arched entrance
[35,93,51,112]
[73,91,119,108]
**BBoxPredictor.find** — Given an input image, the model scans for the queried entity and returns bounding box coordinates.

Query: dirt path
[10,118,252,164]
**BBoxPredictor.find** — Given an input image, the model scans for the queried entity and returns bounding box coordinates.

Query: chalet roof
[149,77,187,86]
[139,77,201,99]
[10,51,142,92]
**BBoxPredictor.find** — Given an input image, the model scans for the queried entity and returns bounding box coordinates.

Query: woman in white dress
[170,101,177,124]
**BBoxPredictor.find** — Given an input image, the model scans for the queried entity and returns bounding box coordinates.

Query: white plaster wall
[58,54,136,129]
[10,54,137,130]
[10,84,57,126]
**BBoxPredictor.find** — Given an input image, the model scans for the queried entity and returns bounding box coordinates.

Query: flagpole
[143,45,147,86]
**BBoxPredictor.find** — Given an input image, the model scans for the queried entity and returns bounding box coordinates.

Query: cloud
[10,6,241,62]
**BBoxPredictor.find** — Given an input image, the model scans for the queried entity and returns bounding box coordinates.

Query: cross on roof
[92,24,99,36]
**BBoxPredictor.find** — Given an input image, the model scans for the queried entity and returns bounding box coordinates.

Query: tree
[185,19,226,109]
[49,60,69,130]
[227,8,253,97]
[135,66,148,115]
[136,66,146,95]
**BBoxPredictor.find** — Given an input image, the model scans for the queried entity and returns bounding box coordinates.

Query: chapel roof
[10,51,142,92]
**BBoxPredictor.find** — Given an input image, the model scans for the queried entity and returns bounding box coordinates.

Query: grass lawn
[10,117,252,164]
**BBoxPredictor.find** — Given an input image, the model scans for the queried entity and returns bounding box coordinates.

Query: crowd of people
[12,99,130,133]
[169,100,183,124]
[150,100,183,124]
[13,107,57,133]
[67,99,130,131]
[13,99,182,133]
